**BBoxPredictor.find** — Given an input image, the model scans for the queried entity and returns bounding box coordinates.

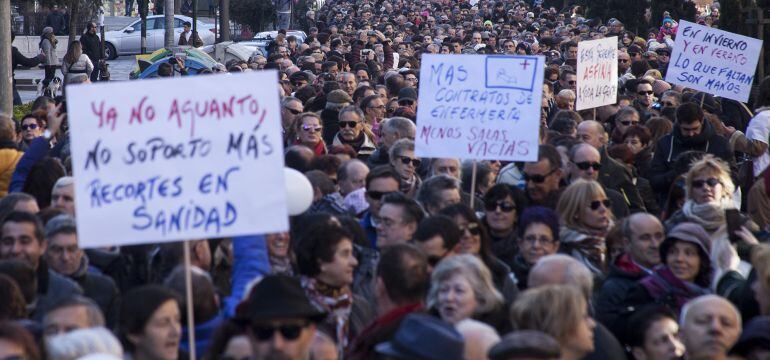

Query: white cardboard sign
[576,36,618,110]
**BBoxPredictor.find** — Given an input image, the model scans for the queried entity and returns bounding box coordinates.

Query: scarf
[641,266,710,313]
[268,255,293,275]
[559,225,610,275]
[681,199,731,236]
[301,277,353,353]
[339,131,366,151]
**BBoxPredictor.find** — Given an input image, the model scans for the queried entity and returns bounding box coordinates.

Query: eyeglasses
[251,324,306,341]
[567,80,576,85]
[339,121,359,128]
[485,201,516,213]
[619,120,639,126]
[574,161,602,171]
[459,222,481,235]
[523,169,556,184]
[637,90,654,96]
[399,156,421,167]
[589,199,612,210]
[285,107,302,115]
[369,104,386,110]
[692,177,721,188]
[301,124,323,133]
[21,124,38,131]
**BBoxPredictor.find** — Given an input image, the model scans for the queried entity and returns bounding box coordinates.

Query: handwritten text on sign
[665,20,763,103]
[66,72,289,248]
[576,37,617,110]
[415,54,544,162]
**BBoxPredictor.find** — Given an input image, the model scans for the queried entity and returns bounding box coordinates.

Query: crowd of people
[4,0,770,359]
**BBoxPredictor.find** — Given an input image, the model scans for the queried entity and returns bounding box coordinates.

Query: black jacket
[33,260,83,321]
[594,254,649,341]
[321,108,341,145]
[598,147,646,213]
[367,146,389,168]
[649,120,735,193]
[70,259,120,329]
[80,32,102,63]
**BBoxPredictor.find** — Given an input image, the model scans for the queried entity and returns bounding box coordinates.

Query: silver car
[104,15,215,59]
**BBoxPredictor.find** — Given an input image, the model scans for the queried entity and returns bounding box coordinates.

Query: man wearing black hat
[241,275,326,360]
[179,21,204,47]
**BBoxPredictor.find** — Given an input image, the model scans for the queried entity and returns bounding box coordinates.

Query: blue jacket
[180,314,225,359]
[10,137,49,193]
[360,212,377,248]
[223,235,270,318]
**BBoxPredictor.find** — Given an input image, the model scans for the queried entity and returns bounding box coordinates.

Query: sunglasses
[339,121,359,128]
[567,80,576,85]
[485,201,516,213]
[398,99,415,106]
[398,156,421,167]
[523,169,556,184]
[637,90,654,96]
[589,199,612,210]
[575,161,602,171]
[366,190,396,200]
[301,125,323,133]
[692,177,721,188]
[285,107,302,115]
[620,120,639,126]
[251,324,305,341]
[21,124,38,131]
[459,222,481,235]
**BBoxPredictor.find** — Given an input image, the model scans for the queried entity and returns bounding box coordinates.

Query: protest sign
[576,37,618,110]
[665,20,763,103]
[66,72,289,248]
[415,54,544,162]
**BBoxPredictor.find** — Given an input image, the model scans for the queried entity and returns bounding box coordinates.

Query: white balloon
[284,168,314,215]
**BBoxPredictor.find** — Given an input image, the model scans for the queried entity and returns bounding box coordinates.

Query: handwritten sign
[66,72,289,248]
[665,20,763,102]
[576,37,617,110]
[415,54,544,162]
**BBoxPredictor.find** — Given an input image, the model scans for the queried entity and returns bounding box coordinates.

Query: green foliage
[230,0,276,32]
[13,103,33,121]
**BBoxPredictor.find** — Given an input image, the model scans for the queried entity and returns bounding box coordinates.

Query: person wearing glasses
[609,106,640,145]
[556,179,614,278]
[519,145,563,209]
[389,139,421,198]
[664,156,755,237]
[440,204,519,306]
[331,106,376,161]
[413,215,461,271]
[633,79,656,119]
[508,206,560,291]
[649,103,735,195]
[291,112,327,156]
[280,97,303,140]
[567,143,629,219]
[479,184,519,267]
[360,166,402,246]
[18,111,46,151]
[376,192,424,248]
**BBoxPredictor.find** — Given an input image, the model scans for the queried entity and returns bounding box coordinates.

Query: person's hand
[359,31,368,41]
[734,226,759,245]
[175,57,185,69]
[375,30,386,41]
[46,103,65,136]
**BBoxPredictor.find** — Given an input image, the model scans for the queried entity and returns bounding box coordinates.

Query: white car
[104,15,215,59]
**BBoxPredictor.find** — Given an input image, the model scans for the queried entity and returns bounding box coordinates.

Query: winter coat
[598,147,646,213]
[625,266,710,317]
[80,32,103,63]
[32,260,83,321]
[649,120,735,194]
[223,235,270,318]
[40,36,59,66]
[61,53,94,85]
[0,143,23,197]
[68,256,120,328]
[346,303,423,360]
[595,253,650,340]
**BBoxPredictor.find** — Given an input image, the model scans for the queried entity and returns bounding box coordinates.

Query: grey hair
[281,96,301,107]
[417,174,460,211]
[615,106,640,122]
[389,138,415,161]
[46,326,122,360]
[45,295,106,328]
[45,214,76,239]
[381,117,416,139]
[679,294,741,328]
[339,105,365,121]
[54,176,74,189]
[427,254,503,315]
[528,254,593,300]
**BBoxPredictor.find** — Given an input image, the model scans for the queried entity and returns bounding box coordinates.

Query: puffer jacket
[0,142,23,196]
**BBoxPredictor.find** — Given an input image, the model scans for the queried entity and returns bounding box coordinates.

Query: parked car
[238,30,306,57]
[104,15,215,59]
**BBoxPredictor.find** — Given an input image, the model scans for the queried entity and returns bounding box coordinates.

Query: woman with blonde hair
[511,285,596,360]
[556,179,613,277]
[290,112,327,156]
[665,155,755,237]
[427,254,507,332]
[61,40,94,87]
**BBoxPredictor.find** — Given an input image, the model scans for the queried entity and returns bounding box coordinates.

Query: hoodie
[648,119,735,193]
